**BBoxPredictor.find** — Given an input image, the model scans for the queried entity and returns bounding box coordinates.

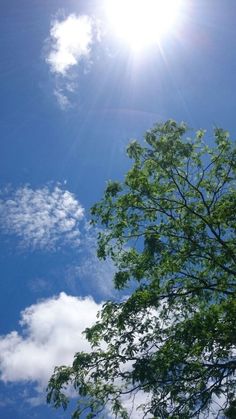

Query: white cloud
[54,88,71,109]
[47,14,93,75]
[0,291,150,416]
[0,185,84,250]
[0,293,101,387]
[0,291,224,418]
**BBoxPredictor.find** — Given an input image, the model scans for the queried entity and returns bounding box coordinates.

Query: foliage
[47,120,236,418]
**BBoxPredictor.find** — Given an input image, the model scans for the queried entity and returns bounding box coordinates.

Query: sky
[0,1,236,417]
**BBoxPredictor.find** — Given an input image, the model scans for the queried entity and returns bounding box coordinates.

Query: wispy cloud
[0,184,116,297]
[0,185,84,250]
[47,14,93,76]
[0,293,101,388]
[53,88,71,110]
[66,226,116,298]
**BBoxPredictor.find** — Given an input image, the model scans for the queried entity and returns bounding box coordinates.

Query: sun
[105,0,182,51]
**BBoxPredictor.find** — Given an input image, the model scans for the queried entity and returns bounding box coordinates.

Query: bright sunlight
[105,0,182,51]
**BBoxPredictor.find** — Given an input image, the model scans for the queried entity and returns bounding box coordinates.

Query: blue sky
[0,1,236,417]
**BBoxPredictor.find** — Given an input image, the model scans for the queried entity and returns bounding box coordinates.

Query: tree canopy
[47,120,236,418]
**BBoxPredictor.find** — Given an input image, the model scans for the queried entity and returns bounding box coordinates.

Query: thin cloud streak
[53,88,71,109]
[66,225,116,298]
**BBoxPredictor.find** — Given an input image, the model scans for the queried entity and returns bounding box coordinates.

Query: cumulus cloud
[47,14,93,75]
[0,293,101,387]
[0,292,150,416]
[0,185,84,250]
[0,293,224,417]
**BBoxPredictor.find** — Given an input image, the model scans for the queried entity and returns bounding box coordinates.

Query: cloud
[0,293,224,417]
[47,14,93,76]
[53,88,71,110]
[0,184,116,297]
[0,292,150,416]
[0,185,84,250]
[0,293,101,387]
[66,226,116,297]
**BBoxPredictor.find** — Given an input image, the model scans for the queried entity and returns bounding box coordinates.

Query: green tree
[47,120,236,418]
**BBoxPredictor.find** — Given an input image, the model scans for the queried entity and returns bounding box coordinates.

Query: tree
[47,120,236,418]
